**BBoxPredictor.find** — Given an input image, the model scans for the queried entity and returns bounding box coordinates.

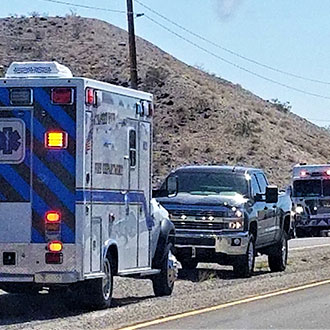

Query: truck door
[253,173,276,245]
[256,173,277,242]
[0,108,32,243]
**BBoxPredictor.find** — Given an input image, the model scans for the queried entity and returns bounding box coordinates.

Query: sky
[1,0,330,127]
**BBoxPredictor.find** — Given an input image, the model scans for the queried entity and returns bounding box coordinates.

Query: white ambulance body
[0,62,176,308]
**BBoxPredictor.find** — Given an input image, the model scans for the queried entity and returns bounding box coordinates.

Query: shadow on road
[178,268,270,282]
[0,290,153,326]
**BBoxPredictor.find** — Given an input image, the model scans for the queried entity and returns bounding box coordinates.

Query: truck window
[251,174,261,196]
[322,180,330,196]
[256,173,268,194]
[293,179,321,197]
[171,171,248,196]
[129,129,136,167]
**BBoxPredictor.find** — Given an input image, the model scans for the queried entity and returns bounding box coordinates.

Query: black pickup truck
[155,166,292,277]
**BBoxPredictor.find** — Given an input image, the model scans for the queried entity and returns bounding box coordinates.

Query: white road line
[290,243,330,251]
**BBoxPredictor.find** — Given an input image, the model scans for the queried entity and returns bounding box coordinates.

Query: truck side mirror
[166,176,178,197]
[266,185,278,203]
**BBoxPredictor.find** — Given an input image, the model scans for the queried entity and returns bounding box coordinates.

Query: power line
[36,0,126,13]
[143,14,330,101]
[135,0,330,86]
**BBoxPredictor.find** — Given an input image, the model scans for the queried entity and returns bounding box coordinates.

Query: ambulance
[0,61,177,308]
[292,163,330,237]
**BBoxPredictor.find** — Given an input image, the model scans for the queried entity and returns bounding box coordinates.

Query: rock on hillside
[1,15,329,187]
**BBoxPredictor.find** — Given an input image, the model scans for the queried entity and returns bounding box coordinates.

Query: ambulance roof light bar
[5,61,73,79]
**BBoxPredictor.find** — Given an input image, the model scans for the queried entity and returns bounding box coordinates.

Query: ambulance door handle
[124,192,129,215]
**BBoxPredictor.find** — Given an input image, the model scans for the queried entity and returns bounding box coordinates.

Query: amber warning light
[45,211,61,223]
[45,131,68,149]
[48,241,63,252]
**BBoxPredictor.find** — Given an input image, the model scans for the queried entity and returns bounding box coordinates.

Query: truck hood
[156,192,248,208]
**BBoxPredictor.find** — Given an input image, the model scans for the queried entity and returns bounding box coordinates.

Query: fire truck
[0,61,177,308]
[292,164,330,237]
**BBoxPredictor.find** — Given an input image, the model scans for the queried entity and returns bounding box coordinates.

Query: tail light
[85,88,95,105]
[51,88,73,104]
[45,211,61,223]
[48,241,63,252]
[45,252,63,264]
[45,131,68,149]
[326,170,330,176]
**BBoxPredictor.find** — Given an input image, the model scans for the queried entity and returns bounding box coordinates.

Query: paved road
[146,282,330,329]
[289,236,330,249]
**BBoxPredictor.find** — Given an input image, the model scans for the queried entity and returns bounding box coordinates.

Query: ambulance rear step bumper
[0,271,79,284]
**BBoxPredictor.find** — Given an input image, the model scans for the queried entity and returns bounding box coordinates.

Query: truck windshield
[174,171,248,196]
[293,180,321,197]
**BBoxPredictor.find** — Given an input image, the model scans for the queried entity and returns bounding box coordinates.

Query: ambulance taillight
[85,88,95,105]
[45,211,61,223]
[45,211,61,232]
[45,131,68,149]
[45,252,63,264]
[48,241,63,252]
[51,88,73,104]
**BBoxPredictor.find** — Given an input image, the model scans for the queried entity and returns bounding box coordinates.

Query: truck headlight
[229,220,243,229]
[295,206,304,214]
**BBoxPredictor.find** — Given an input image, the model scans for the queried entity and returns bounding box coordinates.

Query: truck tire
[268,233,288,272]
[85,256,113,309]
[233,234,255,278]
[180,258,198,270]
[295,227,305,238]
[152,243,177,296]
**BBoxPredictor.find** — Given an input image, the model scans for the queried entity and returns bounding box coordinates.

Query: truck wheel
[85,256,113,309]
[233,234,255,278]
[295,228,305,238]
[268,233,288,272]
[180,258,198,270]
[152,243,177,296]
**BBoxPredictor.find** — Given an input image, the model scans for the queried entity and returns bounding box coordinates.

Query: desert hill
[1,15,329,187]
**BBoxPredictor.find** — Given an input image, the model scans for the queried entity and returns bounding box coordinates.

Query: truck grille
[170,209,227,218]
[173,220,227,231]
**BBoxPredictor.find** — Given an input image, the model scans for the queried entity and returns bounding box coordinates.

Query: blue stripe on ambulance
[76,190,154,229]
[0,87,76,244]
[0,163,74,243]
[26,149,75,214]
[11,109,75,176]
[33,88,76,138]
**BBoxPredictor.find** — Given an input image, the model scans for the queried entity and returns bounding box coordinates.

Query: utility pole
[126,0,138,89]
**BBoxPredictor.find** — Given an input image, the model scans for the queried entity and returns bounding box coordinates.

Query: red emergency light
[85,88,95,105]
[300,170,307,177]
[51,88,73,104]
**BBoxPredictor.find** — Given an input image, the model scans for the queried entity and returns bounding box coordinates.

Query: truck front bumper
[175,231,249,256]
[295,214,330,228]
